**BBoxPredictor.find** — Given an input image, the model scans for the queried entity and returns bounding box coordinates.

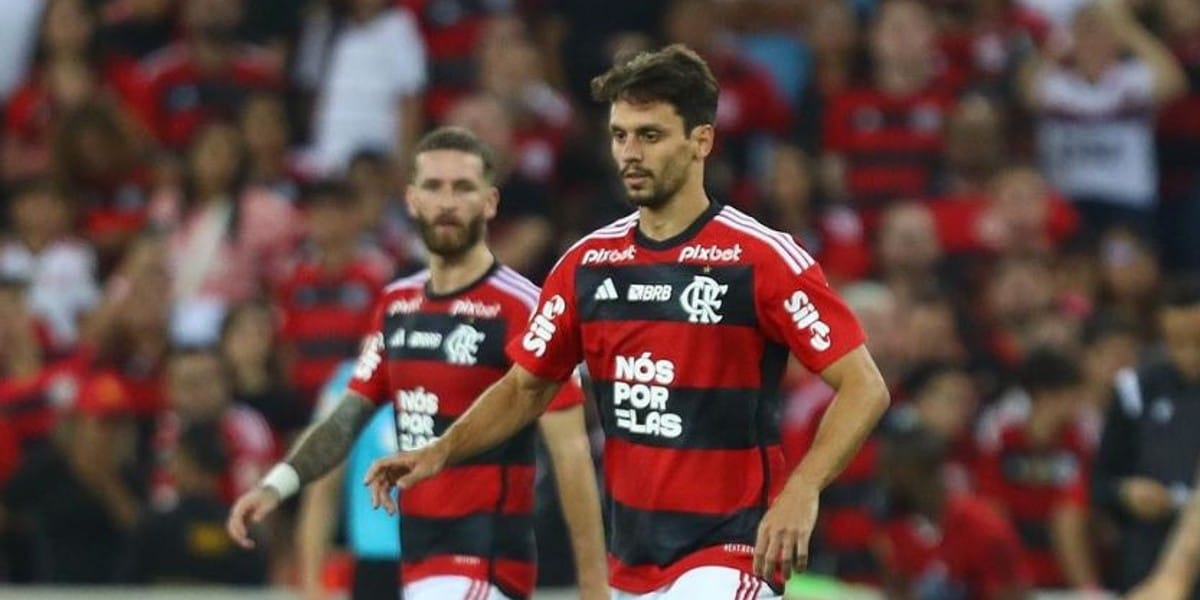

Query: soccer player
[226,127,608,600]
[366,45,890,598]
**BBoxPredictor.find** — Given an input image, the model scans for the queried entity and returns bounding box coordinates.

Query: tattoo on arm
[287,394,374,485]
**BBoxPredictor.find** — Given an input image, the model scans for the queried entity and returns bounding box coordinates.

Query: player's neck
[427,242,495,296]
[637,178,711,242]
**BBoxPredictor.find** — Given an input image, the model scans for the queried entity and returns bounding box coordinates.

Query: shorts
[352,558,399,600]
[403,575,514,600]
[611,566,780,600]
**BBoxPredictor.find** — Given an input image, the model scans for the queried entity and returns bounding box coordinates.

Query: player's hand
[226,486,281,549]
[1121,477,1174,521]
[1127,573,1188,600]
[754,482,819,581]
[364,442,450,514]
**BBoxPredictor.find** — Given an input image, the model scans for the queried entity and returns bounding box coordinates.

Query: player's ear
[692,124,715,160]
[404,183,419,218]
[484,185,499,220]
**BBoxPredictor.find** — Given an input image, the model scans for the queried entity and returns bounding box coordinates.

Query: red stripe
[609,548,754,595]
[403,464,535,517]
[605,438,786,513]
[469,578,485,600]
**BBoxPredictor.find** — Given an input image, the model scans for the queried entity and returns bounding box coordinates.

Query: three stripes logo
[594,277,619,301]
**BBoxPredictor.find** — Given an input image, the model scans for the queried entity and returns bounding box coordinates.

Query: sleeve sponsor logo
[396,386,439,451]
[521,294,566,357]
[353,333,385,381]
[581,246,637,265]
[677,243,742,263]
[679,275,728,324]
[387,297,423,315]
[784,290,831,351]
[612,353,682,439]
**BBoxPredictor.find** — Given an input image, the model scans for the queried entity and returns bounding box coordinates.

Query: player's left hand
[753,482,819,581]
[363,441,450,514]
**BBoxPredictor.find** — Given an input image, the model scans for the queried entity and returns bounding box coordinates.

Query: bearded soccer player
[226,127,608,600]
[365,45,889,599]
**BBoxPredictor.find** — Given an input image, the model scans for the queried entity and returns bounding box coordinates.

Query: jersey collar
[633,201,722,251]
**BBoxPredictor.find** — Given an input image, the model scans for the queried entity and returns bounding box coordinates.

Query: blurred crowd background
[1,0,1199,597]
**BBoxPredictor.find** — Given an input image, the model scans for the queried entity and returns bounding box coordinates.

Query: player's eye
[612,130,627,143]
[640,131,660,143]
[452,181,476,193]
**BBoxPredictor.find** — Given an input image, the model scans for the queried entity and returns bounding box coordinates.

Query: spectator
[893,362,979,492]
[877,425,1031,600]
[0,177,99,349]
[976,347,1098,590]
[0,0,44,103]
[121,421,267,585]
[1021,0,1187,237]
[294,0,426,175]
[348,149,425,272]
[97,0,174,60]
[51,103,151,276]
[151,346,275,510]
[1098,227,1162,335]
[1080,312,1141,412]
[139,0,280,148]
[148,122,299,344]
[1092,277,1200,596]
[276,180,389,410]
[220,301,302,438]
[904,294,969,367]
[239,92,302,202]
[937,94,1006,196]
[937,0,1049,97]
[876,202,944,307]
[822,0,955,225]
[796,0,864,153]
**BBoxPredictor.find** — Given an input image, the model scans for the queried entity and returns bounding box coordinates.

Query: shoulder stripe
[714,214,807,274]
[1114,368,1142,418]
[492,270,540,309]
[383,269,429,293]
[551,215,639,272]
[721,207,816,269]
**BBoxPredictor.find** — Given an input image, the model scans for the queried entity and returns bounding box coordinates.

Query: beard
[620,155,690,209]
[416,213,486,258]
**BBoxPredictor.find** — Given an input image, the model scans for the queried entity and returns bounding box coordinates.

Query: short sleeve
[347,299,389,405]
[756,252,866,374]
[506,257,583,383]
[546,369,585,412]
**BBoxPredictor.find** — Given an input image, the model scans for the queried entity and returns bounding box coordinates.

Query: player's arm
[1129,468,1200,600]
[296,464,344,600]
[226,392,374,549]
[539,404,608,600]
[365,365,562,509]
[755,345,889,579]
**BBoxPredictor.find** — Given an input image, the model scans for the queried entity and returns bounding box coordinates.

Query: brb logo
[396,387,439,450]
[443,324,486,365]
[522,295,565,357]
[784,290,831,351]
[678,243,742,263]
[613,353,682,439]
[679,275,728,324]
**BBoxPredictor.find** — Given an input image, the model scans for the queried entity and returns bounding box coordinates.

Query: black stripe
[289,281,375,310]
[592,382,778,449]
[607,499,762,567]
[576,264,757,327]
[295,337,362,359]
[383,312,509,369]
[400,512,535,563]
[398,414,536,466]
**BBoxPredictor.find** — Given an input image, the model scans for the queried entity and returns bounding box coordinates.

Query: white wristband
[261,463,301,500]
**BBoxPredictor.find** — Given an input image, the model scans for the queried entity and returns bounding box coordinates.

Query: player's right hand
[226,486,281,549]
[1121,477,1175,521]
[364,443,450,514]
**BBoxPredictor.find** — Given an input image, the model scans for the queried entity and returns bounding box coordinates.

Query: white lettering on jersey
[449,299,502,319]
[784,290,832,351]
[388,297,422,315]
[679,275,728,324]
[407,331,443,349]
[396,387,439,450]
[353,333,385,381]
[627,284,672,302]
[581,246,636,265]
[443,324,486,365]
[388,329,406,348]
[677,243,743,263]
[594,277,619,301]
[522,295,565,357]
[612,353,682,439]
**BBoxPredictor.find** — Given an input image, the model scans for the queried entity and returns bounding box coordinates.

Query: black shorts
[353,557,400,600]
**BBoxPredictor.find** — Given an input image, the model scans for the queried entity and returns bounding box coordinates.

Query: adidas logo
[594,278,619,301]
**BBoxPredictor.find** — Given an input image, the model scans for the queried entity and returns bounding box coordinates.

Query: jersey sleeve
[347,298,390,405]
[505,257,583,383]
[755,248,866,374]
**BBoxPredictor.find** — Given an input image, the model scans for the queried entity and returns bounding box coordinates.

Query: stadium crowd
[0,0,1199,597]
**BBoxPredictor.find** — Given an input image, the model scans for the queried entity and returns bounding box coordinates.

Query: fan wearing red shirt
[137,0,279,148]
[228,127,608,600]
[976,347,1099,590]
[366,45,890,599]
[277,181,391,408]
[879,425,1030,600]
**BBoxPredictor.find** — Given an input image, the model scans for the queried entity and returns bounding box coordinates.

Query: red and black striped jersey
[348,263,582,599]
[507,203,867,593]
